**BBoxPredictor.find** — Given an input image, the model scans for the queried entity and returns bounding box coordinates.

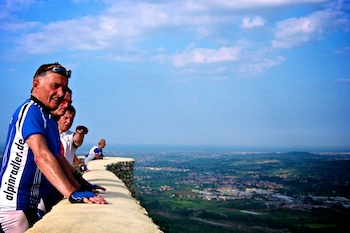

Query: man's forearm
[73,133,85,147]
[28,134,76,197]
[35,151,76,197]
[74,155,81,166]
[74,126,88,147]
[56,155,81,189]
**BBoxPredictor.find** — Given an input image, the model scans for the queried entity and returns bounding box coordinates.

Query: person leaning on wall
[0,62,107,233]
[84,138,106,170]
[58,104,89,170]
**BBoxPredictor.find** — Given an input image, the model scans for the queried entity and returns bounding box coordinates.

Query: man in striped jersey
[0,63,107,233]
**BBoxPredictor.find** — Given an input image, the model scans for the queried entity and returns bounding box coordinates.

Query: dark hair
[34,62,59,78]
[67,87,72,94]
[66,105,76,115]
[33,62,71,79]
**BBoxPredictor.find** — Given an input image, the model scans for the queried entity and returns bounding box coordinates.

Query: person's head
[58,105,76,133]
[52,87,72,117]
[32,63,71,111]
[98,139,106,148]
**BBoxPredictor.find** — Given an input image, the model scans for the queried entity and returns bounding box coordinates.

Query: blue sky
[0,0,350,152]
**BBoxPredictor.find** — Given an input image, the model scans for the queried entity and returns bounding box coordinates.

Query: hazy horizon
[2,143,348,155]
[1,0,349,150]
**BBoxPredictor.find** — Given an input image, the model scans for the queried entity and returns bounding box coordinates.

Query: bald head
[98,139,106,148]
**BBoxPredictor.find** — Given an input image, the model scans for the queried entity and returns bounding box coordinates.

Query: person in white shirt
[58,105,88,169]
[84,139,106,170]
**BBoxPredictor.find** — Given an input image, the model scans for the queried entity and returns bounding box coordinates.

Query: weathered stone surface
[106,161,135,197]
[26,157,162,233]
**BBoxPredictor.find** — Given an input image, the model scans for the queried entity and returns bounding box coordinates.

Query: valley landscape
[126,151,350,233]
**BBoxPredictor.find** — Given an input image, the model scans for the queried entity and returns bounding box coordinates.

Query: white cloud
[184,0,327,11]
[172,47,240,67]
[13,2,181,54]
[7,0,340,55]
[0,21,40,31]
[2,0,347,81]
[241,17,265,28]
[0,0,36,10]
[14,14,144,54]
[238,56,285,76]
[272,8,349,49]
[0,0,36,20]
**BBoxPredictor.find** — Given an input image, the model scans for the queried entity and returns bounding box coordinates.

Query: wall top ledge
[26,157,162,233]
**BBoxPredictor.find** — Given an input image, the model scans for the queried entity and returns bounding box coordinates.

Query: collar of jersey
[30,95,52,114]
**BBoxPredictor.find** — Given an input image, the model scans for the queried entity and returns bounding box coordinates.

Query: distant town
[140,165,350,211]
[130,151,350,233]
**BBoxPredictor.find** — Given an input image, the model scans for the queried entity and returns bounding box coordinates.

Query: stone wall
[27,157,162,233]
[106,161,136,198]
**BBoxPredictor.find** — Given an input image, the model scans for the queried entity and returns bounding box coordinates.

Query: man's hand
[81,183,107,193]
[88,184,107,191]
[69,190,108,204]
[76,125,88,134]
[79,164,90,173]
[73,170,106,192]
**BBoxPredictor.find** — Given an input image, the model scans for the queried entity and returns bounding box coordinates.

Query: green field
[133,151,350,232]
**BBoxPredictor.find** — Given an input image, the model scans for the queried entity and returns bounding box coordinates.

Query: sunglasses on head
[45,65,71,78]
[34,63,71,79]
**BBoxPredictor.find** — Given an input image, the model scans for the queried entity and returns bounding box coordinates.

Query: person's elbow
[34,151,52,168]
[34,155,42,166]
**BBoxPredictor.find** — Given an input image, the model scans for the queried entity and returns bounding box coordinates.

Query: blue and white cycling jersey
[39,117,63,212]
[0,97,61,210]
[84,146,103,165]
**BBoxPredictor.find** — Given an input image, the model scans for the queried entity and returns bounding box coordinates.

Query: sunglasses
[34,63,71,79]
[45,65,71,78]
[61,99,73,105]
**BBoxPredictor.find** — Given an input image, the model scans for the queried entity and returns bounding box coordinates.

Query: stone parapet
[26,157,162,233]
[106,161,136,198]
